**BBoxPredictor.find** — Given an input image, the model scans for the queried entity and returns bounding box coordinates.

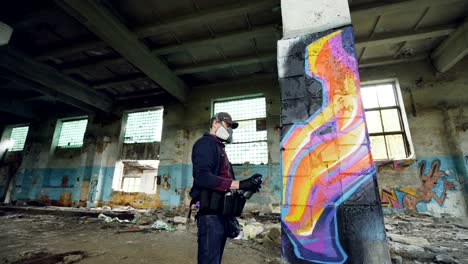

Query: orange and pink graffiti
[281,27,375,263]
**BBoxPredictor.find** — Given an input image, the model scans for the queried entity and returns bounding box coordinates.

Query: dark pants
[197,215,227,264]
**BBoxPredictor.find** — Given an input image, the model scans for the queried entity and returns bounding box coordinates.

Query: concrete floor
[0,213,281,264]
[1,209,468,264]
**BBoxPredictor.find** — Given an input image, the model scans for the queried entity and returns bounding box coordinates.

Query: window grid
[124,109,163,144]
[214,97,268,164]
[57,119,88,148]
[9,126,29,151]
[361,83,410,160]
[121,177,141,193]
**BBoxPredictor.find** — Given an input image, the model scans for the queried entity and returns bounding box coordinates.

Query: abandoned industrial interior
[0,0,467,263]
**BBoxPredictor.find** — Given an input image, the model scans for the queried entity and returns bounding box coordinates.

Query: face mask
[215,123,233,143]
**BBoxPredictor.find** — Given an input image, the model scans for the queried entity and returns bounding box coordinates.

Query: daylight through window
[214,97,268,164]
[57,119,88,148]
[9,126,29,151]
[361,82,410,160]
[124,109,163,144]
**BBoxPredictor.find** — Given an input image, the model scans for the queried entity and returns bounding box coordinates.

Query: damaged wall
[0,58,466,215]
[360,58,468,216]
[156,77,282,211]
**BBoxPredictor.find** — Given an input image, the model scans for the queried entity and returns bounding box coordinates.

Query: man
[190,112,262,264]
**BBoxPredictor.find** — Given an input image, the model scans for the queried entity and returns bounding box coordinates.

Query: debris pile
[385,213,468,264]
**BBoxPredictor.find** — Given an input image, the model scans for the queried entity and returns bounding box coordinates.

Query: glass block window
[214,97,268,164]
[57,119,88,148]
[122,177,141,193]
[361,82,410,160]
[9,126,29,151]
[124,109,163,143]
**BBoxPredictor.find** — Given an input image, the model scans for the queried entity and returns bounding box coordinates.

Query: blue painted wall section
[157,163,281,207]
[12,166,114,206]
[379,156,466,215]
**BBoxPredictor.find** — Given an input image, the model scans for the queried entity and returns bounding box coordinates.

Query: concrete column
[278,0,391,263]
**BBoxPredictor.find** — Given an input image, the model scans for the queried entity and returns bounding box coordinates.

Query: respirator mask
[215,122,233,143]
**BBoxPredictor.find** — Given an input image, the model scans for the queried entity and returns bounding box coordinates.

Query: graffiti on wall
[380,159,455,211]
[281,27,375,263]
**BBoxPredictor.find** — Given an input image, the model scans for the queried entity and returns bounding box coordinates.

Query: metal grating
[57,119,88,148]
[124,109,163,143]
[214,97,268,164]
[9,126,29,151]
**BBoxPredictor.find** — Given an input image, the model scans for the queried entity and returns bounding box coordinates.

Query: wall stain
[108,191,163,209]
[61,176,69,187]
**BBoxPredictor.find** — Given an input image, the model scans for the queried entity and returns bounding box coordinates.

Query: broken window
[57,119,88,148]
[124,108,163,143]
[361,82,411,160]
[7,125,29,151]
[214,97,268,165]
[119,160,159,193]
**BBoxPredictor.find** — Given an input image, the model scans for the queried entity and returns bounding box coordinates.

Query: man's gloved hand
[239,174,263,192]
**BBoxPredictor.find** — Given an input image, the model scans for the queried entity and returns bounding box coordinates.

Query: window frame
[55,116,89,149]
[121,106,164,144]
[1,124,30,152]
[212,95,269,165]
[361,79,415,161]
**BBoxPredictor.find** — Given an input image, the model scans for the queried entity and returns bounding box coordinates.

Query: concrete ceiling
[0,0,466,124]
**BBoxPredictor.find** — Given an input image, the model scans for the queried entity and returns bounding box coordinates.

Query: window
[121,177,141,193]
[361,82,410,160]
[8,126,29,151]
[57,119,88,148]
[119,160,158,193]
[124,109,163,143]
[213,97,268,164]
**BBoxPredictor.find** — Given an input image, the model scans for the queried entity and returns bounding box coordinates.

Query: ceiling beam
[35,40,108,62]
[191,73,277,90]
[153,24,279,55]
[60,24,280,75]
[135,0,279,37]
[0,69,99,114]
[0,46,113,112]
[351,0,465,18]
[355,24,456,49]
[36,0,279,61]
[58,24,452,78]
[93,76,149,90]
[0,99,38,120]
[174,52,276,75]
[62,57,126,75]
[359,54,427,68]
[431,20,468,73]
[57,0,188,102]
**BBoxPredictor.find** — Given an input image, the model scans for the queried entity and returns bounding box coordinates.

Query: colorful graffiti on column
[281,28,375,263]
[380,159,456,210]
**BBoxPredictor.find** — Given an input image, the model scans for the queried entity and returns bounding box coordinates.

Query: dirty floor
[1,210,468,264]
[0,213,281,264]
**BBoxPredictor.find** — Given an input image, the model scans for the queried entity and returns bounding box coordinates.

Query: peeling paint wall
[360,59,468,216]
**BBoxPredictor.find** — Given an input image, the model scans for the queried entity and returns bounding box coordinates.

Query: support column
[278,0,391,263]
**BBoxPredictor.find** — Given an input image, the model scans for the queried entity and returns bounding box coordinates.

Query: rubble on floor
[0,206,282,264]
[385,213,468,264]
[1,205,467,264]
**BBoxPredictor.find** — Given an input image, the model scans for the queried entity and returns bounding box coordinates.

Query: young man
[190,112,262,264]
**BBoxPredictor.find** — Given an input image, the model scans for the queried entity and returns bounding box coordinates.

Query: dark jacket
[189,133,234,200]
